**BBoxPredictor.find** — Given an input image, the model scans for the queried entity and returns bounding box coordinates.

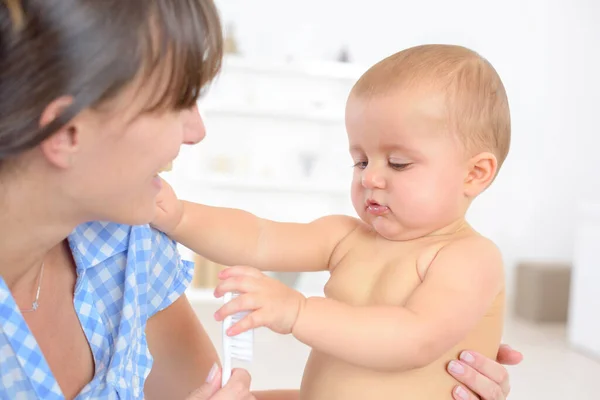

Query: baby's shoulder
[450,234,502,260]
[416,234,503,280]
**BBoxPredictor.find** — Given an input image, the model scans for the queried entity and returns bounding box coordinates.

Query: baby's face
[345,90,470,241]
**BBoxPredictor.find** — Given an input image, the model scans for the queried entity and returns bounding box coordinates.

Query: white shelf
[221,55,365,82]
[201,105,344,124]
[177,174,350,196]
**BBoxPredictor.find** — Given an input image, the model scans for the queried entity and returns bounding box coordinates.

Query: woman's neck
[0,181,80,289]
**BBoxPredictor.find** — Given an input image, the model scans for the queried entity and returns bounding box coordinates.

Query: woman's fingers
[447,352,509,400]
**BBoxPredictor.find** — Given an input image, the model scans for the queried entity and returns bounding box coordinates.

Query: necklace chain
[20,262,44,313]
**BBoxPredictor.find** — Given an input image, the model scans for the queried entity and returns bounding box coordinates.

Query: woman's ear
[464,152,498,197]
[39,96,79,169]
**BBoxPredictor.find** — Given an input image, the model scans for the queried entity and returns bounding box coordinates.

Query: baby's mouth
[366,200,390,216]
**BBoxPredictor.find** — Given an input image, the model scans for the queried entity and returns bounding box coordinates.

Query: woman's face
[60,79,206,226]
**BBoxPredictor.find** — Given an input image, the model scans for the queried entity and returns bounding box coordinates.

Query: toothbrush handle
[221,292,233,387]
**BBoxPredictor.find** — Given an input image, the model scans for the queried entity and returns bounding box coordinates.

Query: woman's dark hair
[0,0,223,163]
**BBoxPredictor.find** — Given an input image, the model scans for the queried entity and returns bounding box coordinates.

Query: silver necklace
[20,263,44,313]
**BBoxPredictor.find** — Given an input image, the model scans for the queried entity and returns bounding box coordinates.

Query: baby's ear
[464,152,498,197]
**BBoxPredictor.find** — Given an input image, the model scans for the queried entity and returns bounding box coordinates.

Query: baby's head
[346,44,510,240]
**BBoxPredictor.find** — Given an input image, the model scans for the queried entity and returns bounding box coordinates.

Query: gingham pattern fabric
[0,221,193,399]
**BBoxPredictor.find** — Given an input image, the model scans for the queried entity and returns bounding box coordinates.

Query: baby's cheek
[350,181,363,200]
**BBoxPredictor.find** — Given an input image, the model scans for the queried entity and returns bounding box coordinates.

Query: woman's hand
[186,364,256,400]
[447,344,523,399]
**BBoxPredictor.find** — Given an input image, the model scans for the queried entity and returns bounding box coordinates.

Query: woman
[0,1,521,399]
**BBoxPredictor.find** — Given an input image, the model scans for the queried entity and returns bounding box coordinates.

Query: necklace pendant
[18,262,44,314]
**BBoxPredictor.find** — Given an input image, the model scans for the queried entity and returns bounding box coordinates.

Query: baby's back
[299,227,505,400]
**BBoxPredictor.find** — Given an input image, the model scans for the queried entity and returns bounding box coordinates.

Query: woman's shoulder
[69,221,181,265]
[69,221,132,269]
[69,221,194,316]
[66,222,195,397]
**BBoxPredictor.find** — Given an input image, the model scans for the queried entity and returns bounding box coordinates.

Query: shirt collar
[68,221,131,270]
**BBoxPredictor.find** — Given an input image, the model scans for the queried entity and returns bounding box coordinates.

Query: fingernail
[205,363,218,383]
[448,360,465,375]
[454,386,469,400]
[460,351,475,364]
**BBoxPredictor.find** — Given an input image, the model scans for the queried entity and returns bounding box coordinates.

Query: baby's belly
[299,351,460,400]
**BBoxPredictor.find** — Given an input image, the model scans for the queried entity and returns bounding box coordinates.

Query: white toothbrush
[221,291,254,387]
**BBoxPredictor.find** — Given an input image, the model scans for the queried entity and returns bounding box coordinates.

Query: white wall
[212,0,600,302]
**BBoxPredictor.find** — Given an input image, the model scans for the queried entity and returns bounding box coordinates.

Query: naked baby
[153,44,511,399]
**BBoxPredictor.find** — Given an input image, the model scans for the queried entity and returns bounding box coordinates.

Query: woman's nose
[182,105,206,145]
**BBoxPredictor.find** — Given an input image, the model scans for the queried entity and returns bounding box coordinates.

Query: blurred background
[162,1,600,398]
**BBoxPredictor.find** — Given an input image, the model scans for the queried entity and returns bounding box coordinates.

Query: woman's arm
[144,293,299,400]
[145,294,220,399]
[252,391,299,400]
[145,294,263,399]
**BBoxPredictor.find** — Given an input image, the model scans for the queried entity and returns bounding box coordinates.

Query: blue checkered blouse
[0,221,193,399]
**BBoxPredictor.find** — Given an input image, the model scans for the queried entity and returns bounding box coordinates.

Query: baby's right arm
[152,178,359,272]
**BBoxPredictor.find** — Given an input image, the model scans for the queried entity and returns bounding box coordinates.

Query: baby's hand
[151,177,184,236]
[214,266,306,336]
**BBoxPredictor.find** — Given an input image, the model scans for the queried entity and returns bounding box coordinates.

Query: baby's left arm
[216,236,504,371]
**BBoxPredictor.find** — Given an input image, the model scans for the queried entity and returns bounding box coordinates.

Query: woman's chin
[98,202,156,227]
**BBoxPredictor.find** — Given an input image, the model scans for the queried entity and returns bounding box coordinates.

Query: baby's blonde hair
[352,44,511,170]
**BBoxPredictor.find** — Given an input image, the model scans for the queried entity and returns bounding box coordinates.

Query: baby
[153,44,510,399]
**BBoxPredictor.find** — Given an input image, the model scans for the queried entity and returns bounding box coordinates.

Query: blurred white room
[161,1,600,398]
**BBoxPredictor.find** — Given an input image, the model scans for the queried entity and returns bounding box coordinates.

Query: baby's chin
[363,215,425,242]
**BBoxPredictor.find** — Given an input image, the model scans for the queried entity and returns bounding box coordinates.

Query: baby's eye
[389,162,411,171]
[353,161,368,169]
